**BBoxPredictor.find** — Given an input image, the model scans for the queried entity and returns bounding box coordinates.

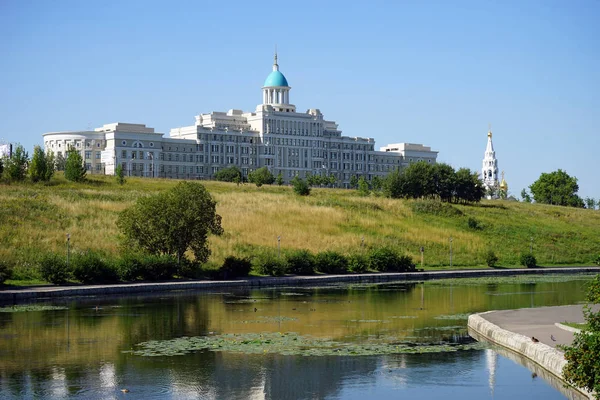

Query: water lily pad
[434,314,471,320]
[123,332,487,357]
[0,305,68,313]
[233,316,298,324]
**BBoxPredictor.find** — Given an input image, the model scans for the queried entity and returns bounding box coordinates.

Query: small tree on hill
[55,152,66,171]
[117,181,223,265]
[291,176,310,196]
[115,164,125,185]
[529,169,584,207]
[3,144,28,182]
[585,197,596,210]
[349,175,359,189]
[248,167,275,187]
[29,146,54,183]
[357,176,370,196]
[521,188,532,203]
[276,172,284,186]
[64,146,86,182]
[215,166,242,182]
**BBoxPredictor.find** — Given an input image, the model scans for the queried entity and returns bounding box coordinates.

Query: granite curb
[1,266,599,303]
[468,311,594,399]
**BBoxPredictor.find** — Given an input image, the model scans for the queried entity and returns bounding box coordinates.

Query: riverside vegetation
[0,173,599,286]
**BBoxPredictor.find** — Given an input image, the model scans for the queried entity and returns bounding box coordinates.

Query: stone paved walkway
[481,304,598,349]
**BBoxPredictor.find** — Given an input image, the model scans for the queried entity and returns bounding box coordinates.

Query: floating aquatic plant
[233,316,298,324]
[433,314,471,320]
[0,305,68,313]
[123,332,487,357]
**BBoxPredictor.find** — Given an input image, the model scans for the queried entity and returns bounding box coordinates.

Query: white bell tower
[482,126,499,198]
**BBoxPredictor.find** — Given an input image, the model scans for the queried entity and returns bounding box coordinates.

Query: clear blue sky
[1,0,598,199]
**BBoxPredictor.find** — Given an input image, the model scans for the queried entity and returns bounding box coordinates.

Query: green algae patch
[434,313,471,320]
[233,316,298,324]
[0,305,68,313]
[123,332,487,357]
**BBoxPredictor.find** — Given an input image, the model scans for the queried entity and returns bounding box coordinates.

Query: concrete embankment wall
[1,266,599,303]
[468,313,593,399]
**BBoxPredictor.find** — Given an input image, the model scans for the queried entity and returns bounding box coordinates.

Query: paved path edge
[468,312,594,399]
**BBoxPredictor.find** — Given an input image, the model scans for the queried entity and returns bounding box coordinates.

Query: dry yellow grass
[1,173,599,272]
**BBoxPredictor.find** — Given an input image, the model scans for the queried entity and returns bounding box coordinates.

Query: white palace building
[43,54,438,187]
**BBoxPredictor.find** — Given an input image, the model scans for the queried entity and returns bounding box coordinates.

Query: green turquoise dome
[264,70,289,87]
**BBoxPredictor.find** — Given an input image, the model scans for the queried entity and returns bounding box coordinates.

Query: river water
[0,274,593,399]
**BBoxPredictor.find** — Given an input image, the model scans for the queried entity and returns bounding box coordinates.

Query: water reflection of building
[485,348,498,397]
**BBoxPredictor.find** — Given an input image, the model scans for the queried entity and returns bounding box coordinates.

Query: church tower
[482,127,499,199]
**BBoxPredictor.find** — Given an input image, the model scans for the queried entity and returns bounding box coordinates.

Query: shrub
[177,259,203,280]
[0,261,13,284]
[367,248,414,272]
[291,177,310,196]
[137,254,179,281]
[315,251,348,274]
[596,255,600,266]
[467,217,482,230]
[115,253,145,282]
[367,247,397,272]
[347,254,368,274]
[286,250,315,275]
[396,255,416,272]
[71,251,119,284]
[38,254,71,284]
[220,256,252,279]
[485,250,499,268]
[253,252,288,276]
[520,254,537,268]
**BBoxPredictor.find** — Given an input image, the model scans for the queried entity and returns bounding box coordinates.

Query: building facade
[43,54,438,186]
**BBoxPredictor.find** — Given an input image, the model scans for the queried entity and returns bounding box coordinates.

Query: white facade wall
[42,58,438,185]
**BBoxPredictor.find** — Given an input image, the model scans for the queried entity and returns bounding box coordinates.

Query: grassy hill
[1,173,599,280]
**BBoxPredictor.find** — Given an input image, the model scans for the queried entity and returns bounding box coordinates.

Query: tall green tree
[3,144,28,182]
[64,146,86,182]
[248,167,275,187]
[402,161,435,199]
[529,169,584,207]
[55,152,66,171]
[29,146,54,182]
[432,163,455,202]
[117,181,223,264]
[383,169,406,199]
[454,168,484,203]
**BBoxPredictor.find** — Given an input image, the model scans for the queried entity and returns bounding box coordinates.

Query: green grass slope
[1,173,599,280]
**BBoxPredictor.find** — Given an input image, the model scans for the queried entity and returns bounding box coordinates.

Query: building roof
[263,70,289,87]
